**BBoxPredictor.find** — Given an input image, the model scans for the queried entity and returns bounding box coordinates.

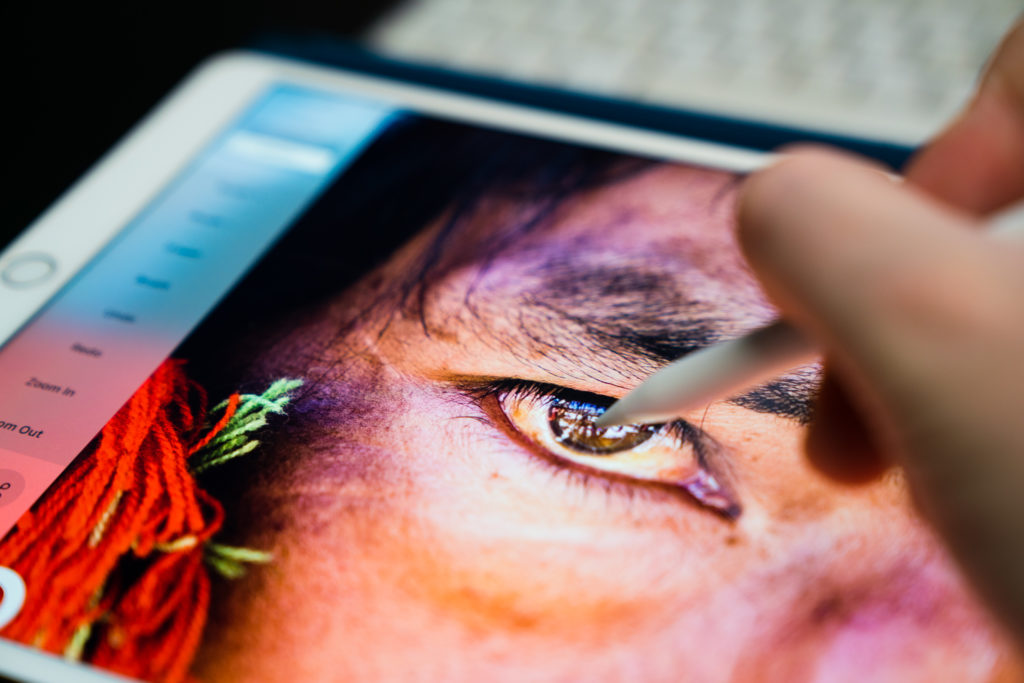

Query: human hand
[735,19,1024,645]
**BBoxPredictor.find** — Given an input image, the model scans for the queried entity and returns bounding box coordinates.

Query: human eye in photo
[469,379,741,518]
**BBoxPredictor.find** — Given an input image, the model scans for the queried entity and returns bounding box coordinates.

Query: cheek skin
[194,362,1013,682]
[197,378,761,681]
[714,405,1012,681]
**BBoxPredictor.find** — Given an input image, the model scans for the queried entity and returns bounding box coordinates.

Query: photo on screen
[0,110,1012,682]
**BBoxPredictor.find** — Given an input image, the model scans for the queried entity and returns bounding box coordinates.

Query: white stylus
[595,200,1024,428]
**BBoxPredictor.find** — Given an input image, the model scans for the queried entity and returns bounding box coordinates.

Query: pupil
[548,397,658,454]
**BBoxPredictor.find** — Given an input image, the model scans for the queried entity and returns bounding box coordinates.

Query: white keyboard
[367,0,1021,146]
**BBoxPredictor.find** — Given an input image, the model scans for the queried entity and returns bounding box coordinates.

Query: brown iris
[548,397,660,454]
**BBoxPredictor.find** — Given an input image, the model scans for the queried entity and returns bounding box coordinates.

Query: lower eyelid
[476,428,706,516]
[475,392,670,492]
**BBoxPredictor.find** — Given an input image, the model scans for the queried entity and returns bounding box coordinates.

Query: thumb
[905,18,1024,213]
[737,148,1024,642]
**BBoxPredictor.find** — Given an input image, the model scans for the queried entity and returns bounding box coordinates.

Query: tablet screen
[0,83,1010,681]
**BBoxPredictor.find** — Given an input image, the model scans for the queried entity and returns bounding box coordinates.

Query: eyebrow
[515,260,819,423]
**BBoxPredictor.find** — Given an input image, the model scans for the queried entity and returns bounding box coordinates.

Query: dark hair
[179,115,649,387]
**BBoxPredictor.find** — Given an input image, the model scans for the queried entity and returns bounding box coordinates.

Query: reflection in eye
[489,381,741,518]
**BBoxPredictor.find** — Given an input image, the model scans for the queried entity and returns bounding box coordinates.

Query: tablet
[0,51,1012,682]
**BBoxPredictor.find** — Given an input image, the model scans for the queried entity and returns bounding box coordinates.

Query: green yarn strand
[205,542,273,579]
[192,378,300,579]
[191,378,302,475]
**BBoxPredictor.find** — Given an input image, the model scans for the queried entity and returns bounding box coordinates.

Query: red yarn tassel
[0,359,240,682]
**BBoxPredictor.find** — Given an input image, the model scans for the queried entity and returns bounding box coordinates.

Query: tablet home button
[1,253,57,289]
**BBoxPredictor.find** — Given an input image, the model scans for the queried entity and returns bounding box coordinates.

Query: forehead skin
[193,164,1016,681]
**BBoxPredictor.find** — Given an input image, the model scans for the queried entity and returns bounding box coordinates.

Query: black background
[2,1,399,249]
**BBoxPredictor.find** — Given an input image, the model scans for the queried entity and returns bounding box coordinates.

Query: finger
[737,148,983,416]
[739,149,1024,641]
[905,19,1024,213]
[804,369,888,484]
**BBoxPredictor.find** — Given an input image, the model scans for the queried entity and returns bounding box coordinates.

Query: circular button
[0,469,25,508]
[2,253,57,288]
